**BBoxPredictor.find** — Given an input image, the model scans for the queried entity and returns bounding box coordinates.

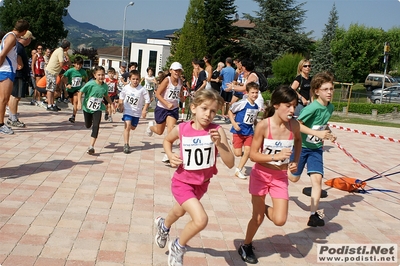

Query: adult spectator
[28,49,37,103]
[31,44,45,104]
[45,39,70,111]
[193,59,206,91]
[291,59,312,117]
[210,62,224,93]
[7,30,34,128]
[203,54,212,89]
[0,19,30,135]
[227,58,265,111]
[219,57,235,120]
[43,48,51,67]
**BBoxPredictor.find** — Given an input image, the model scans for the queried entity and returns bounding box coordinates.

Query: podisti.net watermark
[317,244,397,263]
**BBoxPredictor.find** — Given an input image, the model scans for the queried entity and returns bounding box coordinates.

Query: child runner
[287,72,336,227]
[238,85,302,264]
[141,66,157,106]
[63,56,88,123]
[119,70,150,154]
[154,89,234,266]
[104,67,119,122]
[228,82,259,180]
[146,62,184,164]
[77,66,114,155]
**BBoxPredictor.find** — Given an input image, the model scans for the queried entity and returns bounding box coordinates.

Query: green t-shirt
[297,100,334,149]
[63,68,88,92]
[79,80,108,113]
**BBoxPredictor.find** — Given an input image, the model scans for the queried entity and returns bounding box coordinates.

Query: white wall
[128,42,171,77]
[97,56,121,72]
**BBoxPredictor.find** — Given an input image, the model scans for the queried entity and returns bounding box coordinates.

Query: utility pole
[379,42,390,104]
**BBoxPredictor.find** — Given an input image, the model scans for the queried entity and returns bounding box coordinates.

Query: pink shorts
[171,177,210,205]
[232,134,253,149]
[249,163,289,200]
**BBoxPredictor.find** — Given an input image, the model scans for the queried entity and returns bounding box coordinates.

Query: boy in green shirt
[63,56,88,123]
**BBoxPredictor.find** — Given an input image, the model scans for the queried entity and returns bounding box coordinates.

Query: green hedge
[333,102,400,114]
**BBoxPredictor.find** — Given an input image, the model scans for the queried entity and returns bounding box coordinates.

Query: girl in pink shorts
[154,89,234,266]
[238,86,302,264]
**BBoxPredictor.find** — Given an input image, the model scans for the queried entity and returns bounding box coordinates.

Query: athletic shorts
[233,91,244,100]
[67,89,79,99]
[290,147,324,178]
[11,77,28,98]
[0,72,15,82]
[36,86,47,94]
[249,163,289,200]
[45,70,57,92]
[171,177,210,205]
[232,133,253,149]
[122,114,139,127]
[154,106,179,124]
[220,90,233,103]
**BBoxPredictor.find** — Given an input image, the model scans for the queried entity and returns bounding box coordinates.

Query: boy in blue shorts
[119,70,150,154]
[228,82,259,179]
[288,72,337,227]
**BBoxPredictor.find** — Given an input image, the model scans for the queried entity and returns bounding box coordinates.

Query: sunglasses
[303,65,312,68]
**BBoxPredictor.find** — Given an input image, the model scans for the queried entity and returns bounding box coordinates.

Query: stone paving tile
[0,100,400,265]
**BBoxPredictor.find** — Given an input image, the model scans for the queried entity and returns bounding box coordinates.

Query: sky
[67,0,399,39]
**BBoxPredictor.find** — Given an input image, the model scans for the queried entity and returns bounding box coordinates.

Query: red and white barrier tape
[329,124,400,143]
[332,141,400,185]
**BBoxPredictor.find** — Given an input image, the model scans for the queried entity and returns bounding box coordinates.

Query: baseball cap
[170,62,183,71]
[121,62,127,67]
[21,30,35,40]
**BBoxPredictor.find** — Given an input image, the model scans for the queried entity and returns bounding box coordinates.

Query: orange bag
[324,177,366,192]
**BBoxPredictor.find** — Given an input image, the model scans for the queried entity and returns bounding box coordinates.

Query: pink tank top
[262,118,294,166]
[173,121,220,185]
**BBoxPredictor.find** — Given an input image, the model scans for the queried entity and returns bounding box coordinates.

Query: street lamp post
[121,1,134,64]
[379,42,390,104]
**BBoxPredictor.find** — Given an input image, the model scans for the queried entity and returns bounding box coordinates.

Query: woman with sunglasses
[291,59,312,117]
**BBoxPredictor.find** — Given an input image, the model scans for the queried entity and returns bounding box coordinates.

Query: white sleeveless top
[156,76,181,110]
[0,32,17,82]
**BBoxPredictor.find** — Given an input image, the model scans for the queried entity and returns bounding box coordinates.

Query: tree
[167,0,207,80]
[204,0,239,64]
[331,24,386,82]
[312,4,338,75]
[0,0,70,50]
[240,0,312,75]
[271,53,304,85]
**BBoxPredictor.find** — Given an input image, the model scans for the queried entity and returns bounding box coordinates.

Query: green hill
[63,13,177,49]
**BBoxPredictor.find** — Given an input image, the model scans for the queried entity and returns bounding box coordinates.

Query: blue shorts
[122,114,139,127]
[0,72,15,82]
[290,147,324,178]
[154,106,179,124]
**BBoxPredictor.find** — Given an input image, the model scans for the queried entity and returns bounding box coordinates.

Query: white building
[128,39,171,77]
[97,39,171,76]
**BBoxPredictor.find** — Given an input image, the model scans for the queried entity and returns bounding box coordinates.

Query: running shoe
[87,148,95,155]
[162,154,170,164]
[307,212,325,227]
[123,144,130,154]
[154,217,169,248]
[146,121,154,137]
[69,116,75,123]
[168,239,186,266]
[235,168,247,180]
[0,124,14,135]
[238,243,258,264]
[6,119,25,128]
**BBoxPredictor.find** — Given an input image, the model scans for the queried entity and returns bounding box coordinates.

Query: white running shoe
[146,121,154,137]
[235,168,247,180]
[162,154,170,163]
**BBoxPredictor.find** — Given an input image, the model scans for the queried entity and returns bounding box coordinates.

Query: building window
[149,50,157,71]
[138,49,143,72]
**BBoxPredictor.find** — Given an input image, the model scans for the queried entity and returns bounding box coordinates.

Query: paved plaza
[0,100,399,266]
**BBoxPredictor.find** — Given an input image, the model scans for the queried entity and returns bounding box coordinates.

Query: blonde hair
[297,59,311,75]
[191,89,224,119]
